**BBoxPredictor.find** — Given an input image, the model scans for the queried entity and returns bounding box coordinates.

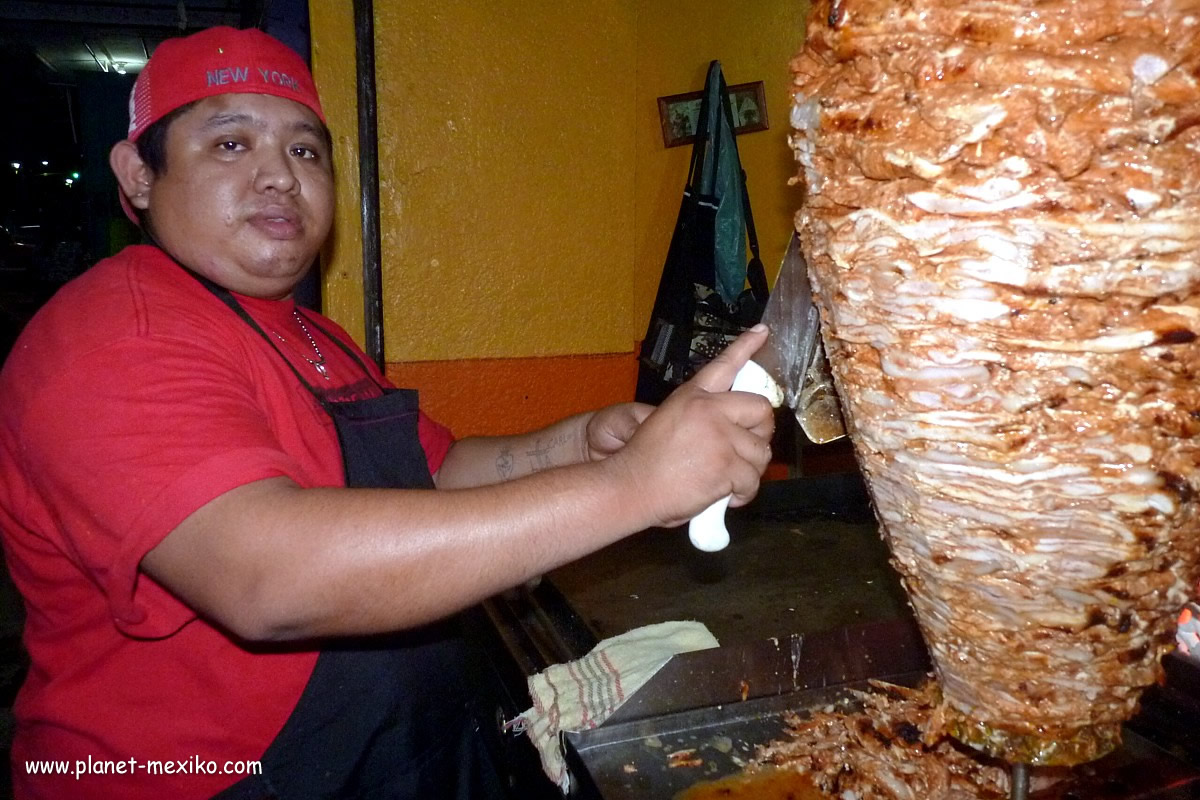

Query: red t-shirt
[0,245,454,799]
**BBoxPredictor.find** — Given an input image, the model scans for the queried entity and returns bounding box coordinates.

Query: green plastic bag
[695,61,749,306]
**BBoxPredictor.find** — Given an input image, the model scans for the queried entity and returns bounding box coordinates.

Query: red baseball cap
[120,26,326,222]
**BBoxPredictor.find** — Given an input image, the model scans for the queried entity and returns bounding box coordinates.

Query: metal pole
[1009,762,1030,800]
[353,0,385,369]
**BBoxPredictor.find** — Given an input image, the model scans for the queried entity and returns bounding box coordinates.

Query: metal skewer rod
[1010,762,1030,800]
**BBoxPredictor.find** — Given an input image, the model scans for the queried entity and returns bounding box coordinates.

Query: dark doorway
[0,0,318,365]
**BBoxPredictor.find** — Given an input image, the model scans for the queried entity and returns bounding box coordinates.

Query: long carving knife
[688,232,828,551]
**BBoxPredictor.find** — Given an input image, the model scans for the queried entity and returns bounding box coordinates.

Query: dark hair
[129,102,196,231]
[135,101,198,177]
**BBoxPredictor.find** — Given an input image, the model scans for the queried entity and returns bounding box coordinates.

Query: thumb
[687,324,769,393]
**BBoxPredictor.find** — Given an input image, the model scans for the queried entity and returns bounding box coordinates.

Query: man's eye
[217,141,244,152]
[291,146,319,160]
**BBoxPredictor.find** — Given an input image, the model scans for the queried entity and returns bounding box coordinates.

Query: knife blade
[687,231,844,552]
[794,338,847,445]
[754,231,846,444]
[754,232,821,413]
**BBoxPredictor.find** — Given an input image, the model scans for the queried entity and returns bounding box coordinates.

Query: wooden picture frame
[656,80,769,148]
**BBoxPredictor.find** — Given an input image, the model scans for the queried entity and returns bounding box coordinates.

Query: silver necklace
[273,310,329,380]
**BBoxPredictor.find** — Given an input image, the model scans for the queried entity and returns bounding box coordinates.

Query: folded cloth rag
[516,620,719,792]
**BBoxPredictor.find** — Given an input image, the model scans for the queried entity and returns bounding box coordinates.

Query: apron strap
[175,262,387,407]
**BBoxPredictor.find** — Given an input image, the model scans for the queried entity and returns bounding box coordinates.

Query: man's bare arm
[142,328,774,643]
[434,412,593,489]
[434,402,653,489]
[143,464,648,641]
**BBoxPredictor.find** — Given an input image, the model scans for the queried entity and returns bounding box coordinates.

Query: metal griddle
[561,618,1200,799]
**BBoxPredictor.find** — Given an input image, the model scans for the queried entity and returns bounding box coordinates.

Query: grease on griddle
[668,748,704,769]
[676,768,825,800]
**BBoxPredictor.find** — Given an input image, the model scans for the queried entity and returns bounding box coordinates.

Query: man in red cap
[0,26,774,800]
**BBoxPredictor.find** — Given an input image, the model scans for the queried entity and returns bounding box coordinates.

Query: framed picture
[657,80,769,148]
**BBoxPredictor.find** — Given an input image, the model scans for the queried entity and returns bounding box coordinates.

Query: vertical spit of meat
[790,0,1200,765]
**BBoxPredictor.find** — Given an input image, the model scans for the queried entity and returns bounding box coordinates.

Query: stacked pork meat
[790,0,1200,765]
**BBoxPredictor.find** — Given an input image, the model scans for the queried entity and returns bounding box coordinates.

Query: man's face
[142,93,334,299]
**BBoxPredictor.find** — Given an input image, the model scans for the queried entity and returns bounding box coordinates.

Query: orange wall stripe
[386,352,640,438]
[392,349,805,480]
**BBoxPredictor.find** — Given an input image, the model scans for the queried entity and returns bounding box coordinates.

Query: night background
[0,0,273,362]
[0,48,135,359]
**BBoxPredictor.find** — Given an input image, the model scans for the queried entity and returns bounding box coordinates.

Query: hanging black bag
[635,60,769,406]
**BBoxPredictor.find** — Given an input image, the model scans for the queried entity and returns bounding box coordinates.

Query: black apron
[185,274,509,800]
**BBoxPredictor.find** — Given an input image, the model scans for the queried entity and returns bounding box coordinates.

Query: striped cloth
[516,620,719,792]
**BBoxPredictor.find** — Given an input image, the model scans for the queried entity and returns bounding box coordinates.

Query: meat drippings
[752,681,1070,800]
[791,0,1200,765]
[676,768,826,800]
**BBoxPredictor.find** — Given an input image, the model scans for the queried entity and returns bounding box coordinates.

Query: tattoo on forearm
[526,431,573,474]
[526,440,555,473]
[496,447,515,480]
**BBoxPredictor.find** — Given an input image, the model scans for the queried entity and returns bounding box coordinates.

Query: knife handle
[688,495,732,552]
[687,360,782,552]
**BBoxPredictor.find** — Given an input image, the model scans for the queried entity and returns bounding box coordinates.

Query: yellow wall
[310,1,808,436]
[309,1,365,341]
[316,0,637,363]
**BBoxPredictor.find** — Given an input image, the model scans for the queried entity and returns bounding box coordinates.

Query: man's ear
[109,140,153,213]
